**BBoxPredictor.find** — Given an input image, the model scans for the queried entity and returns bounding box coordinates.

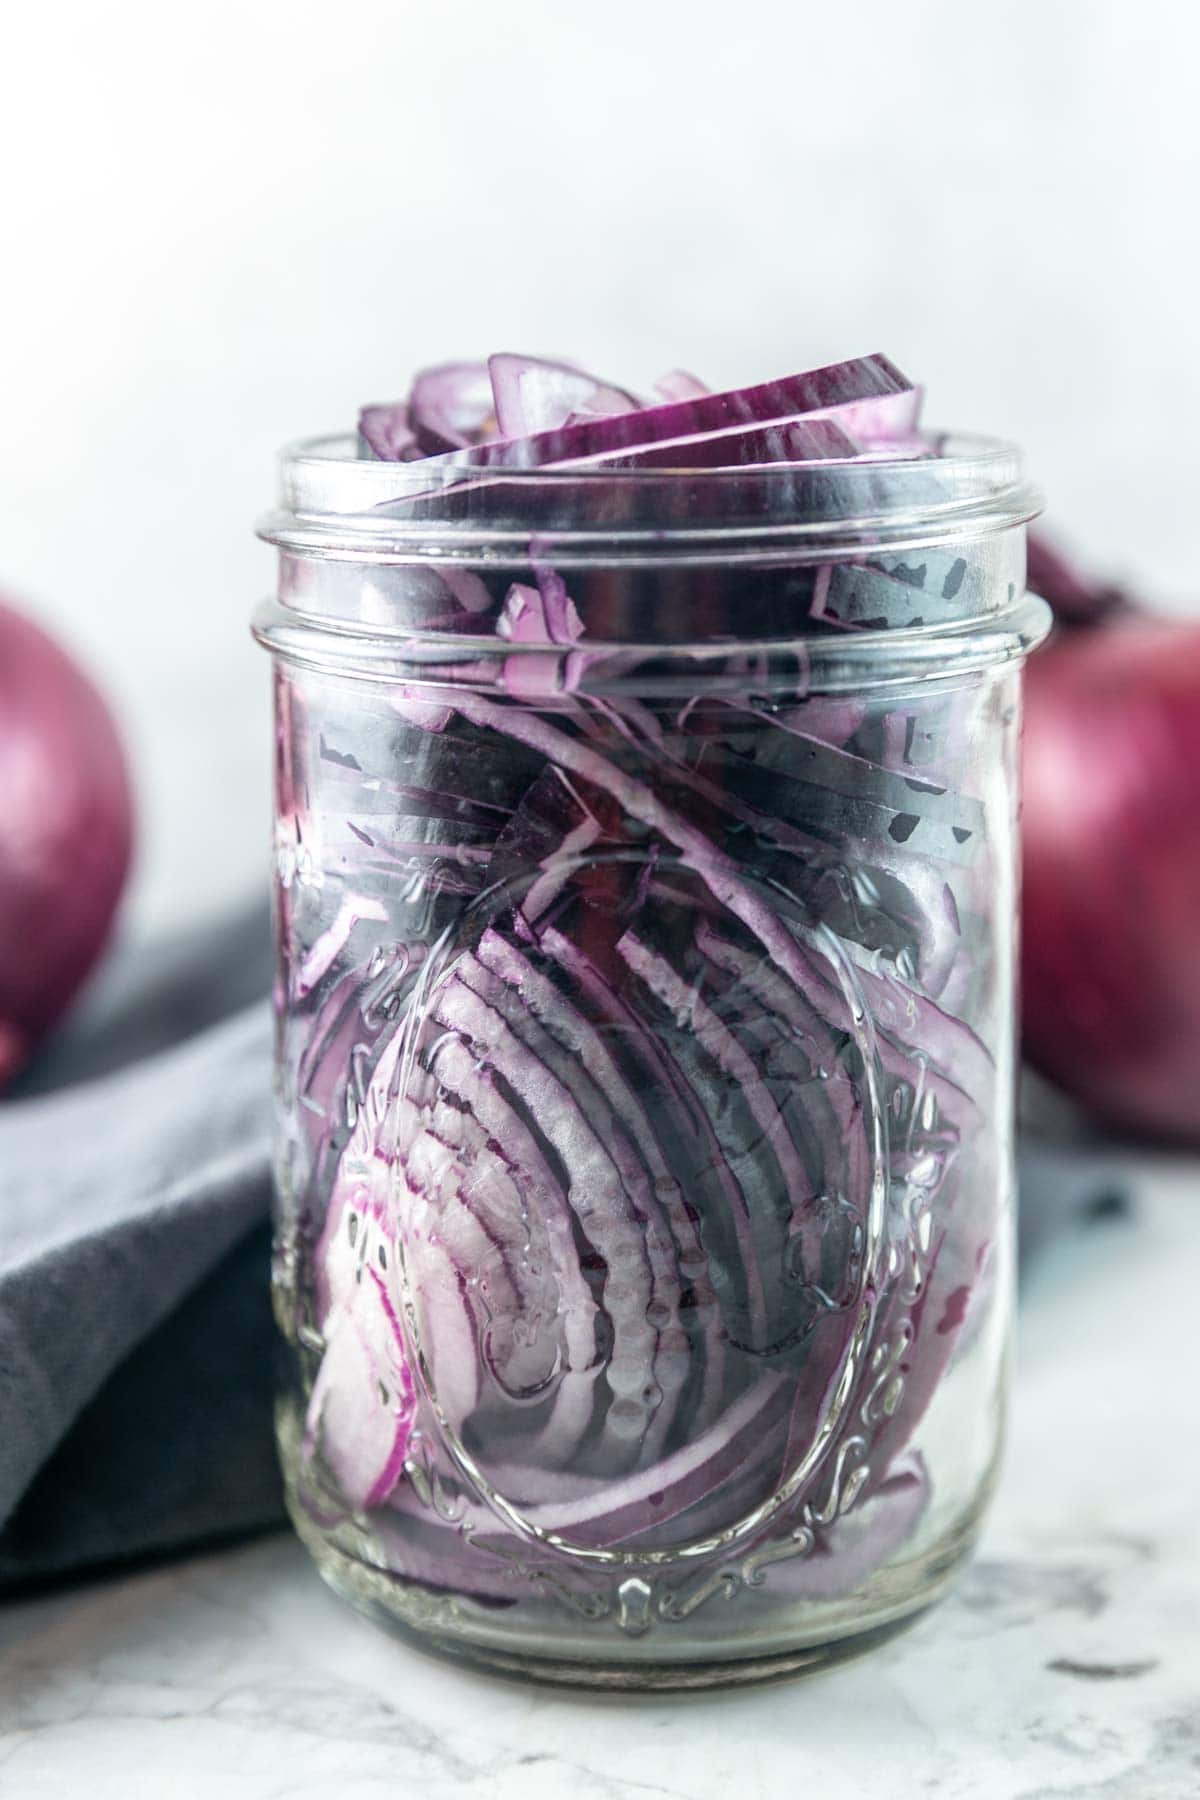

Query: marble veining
[1,1160,1198,1800]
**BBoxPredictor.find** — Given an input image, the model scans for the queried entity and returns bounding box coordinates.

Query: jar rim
[252,588,1052,696]
[257,429,1042,567]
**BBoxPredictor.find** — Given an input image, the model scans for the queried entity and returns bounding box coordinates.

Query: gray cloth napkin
[0,907,283,1590]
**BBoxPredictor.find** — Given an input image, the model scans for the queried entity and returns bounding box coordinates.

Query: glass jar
[253,436,1046,1686]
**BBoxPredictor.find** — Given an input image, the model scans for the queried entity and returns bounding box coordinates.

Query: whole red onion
[1021,610,1200,1142]
[0,598,134,1086]
[1025,530,1129,629]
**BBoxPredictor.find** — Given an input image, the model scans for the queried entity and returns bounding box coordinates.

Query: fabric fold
[0,907,279,1586]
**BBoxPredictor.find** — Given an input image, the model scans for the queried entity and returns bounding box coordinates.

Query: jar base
[286,1487,978,1692]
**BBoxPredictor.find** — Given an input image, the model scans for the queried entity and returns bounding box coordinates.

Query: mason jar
[253,436,1046,1686]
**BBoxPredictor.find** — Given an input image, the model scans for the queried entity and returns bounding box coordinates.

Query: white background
[1,0,1196,935]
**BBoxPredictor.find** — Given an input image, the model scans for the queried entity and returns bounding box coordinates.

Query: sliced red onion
[294,894,388,999]
[418,1028,600,1461]
[618,928,814,1249]
[393,694,455,732]
[488,353,642,438]
[864,1203,996,1502]
[522,1376,788,1546]
[836,386,924,444]
[405,1213,485,1432]
[689,736,985,870]
[357,402,421,461]
[453,947,689,1461]
[439,697,889,1286]
[475,927,719,1360]
[652,369,710,402]
[432,971,666,1462]
[358,364,496,461]
[538,920,764,1423]
[767,1455,928,1600]
[408,361,496,453]
[495,572,598,701]
[588,415,865,470]
[294,967,389,1188]
[646,369,922,456]
[497,579,584,646]
[305,1241,415,1513]
[419,353,914,471]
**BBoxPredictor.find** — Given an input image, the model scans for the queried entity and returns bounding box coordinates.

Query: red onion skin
[1021,618,1200,1142]
[1026,530,1130,629]
[0,599,134,1085]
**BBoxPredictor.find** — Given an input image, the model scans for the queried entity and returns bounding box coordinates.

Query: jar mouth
[257,429,1042,569]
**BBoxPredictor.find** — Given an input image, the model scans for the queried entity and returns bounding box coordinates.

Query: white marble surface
[1,1160,1198,1799]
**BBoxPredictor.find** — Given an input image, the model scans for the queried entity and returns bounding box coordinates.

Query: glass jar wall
[254,441,1046,1684]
